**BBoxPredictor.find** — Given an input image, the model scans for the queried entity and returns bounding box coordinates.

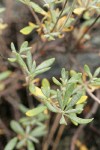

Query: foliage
[4,104,49,150]
[3,0,100,149]
[8,41,100,126]
[18,0,100,40]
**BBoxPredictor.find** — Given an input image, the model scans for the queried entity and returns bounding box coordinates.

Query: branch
[86,87,100,104]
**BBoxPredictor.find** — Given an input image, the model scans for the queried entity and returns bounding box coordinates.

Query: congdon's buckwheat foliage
[8,41,100,126]
[5,1,100,149]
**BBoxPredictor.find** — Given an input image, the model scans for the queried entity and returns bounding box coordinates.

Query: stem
[59,0,77,32]
[75,14,100,47]
[43,114,61,150]
[52,0,68,32]
[52,125,65,150]
[86,87,100,104]
[28,6,41,25]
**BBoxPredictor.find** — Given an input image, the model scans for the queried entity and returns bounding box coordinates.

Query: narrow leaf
[26,105,47,117]
[11,42,16,52]
[66,91,83,109]
[10,120,24,135]
[94,67,100,77]
[31,126,46,137]
[16,139,26,149]
[30,2,46,15]
[29,86,46,99]
[36,58,55,71]
[63,83,75,107]
[68,113,93,124]
[84,65,92,78]
[76,95,88,105]
[20,26,34,35]
[57,89,63,109]
[4,137,18,150]
[27,141,35,150]
[34,67,51,76]
[52,77,61,86]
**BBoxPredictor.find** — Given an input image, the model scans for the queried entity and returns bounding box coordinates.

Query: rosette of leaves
[4,106,48,150]
[8,41,55,85]
[26,68,96,126]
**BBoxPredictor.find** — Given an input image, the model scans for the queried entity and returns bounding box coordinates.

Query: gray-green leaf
[4,137,18,150]
[84,65,92,78]
[10,120,24,135]
[68,113,93,124]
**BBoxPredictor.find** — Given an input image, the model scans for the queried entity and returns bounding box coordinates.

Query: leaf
[8,58,17,62]
[10,120,24,135]
[91,78,100,86]
[42,78,50,88]
[27,140,35,150]
[68,73,82,83]
[32,61,36,73]
[60,115,67,125]
[70,70,77,77]
[63,83,75,107]
[16,139,26,149]
[66,91,83,109]
[16,54,29,73]
[68,113,93,124]
[29,86,46,99]
[20,41,30,53]
[11,42,16,52]
[84,65,92,78]
[20,26,34,35]
[26,105,47,117]
[76,95,88,104]
[61,68,68,81]
[41,78,50,98]
[75,104,84,114]
[4,137,18,150]
[52,77,62,86]
[34,67,51,76]
[30,2,46,15]
[73,7,86,15]
[57,89,63,109]
[28,136,39,143]
[94,67,100,77]
[45,101,57,112]
[19,104,28,113]
[65,107,83,114]
[31,126,46,137]
[36,58,55,71]
[0,71,11,81]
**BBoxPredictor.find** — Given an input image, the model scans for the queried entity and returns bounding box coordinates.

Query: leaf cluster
[18,0,100,40]
[4,104,48,150]
[8,41,55,85]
